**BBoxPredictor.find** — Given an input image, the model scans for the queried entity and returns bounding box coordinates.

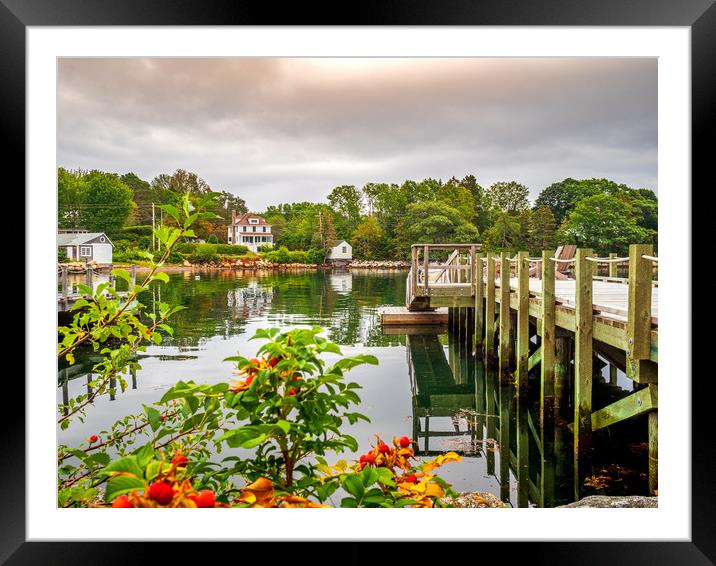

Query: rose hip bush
[57,196,463,508]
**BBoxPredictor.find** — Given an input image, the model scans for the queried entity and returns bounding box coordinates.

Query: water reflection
[406,329,570,507]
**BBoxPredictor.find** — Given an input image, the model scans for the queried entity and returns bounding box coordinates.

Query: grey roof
[57,232,113,247]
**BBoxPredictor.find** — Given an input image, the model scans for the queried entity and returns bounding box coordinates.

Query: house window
[342,246,347,254]
[249,218,259,224]
[228,236,232,243]
[80,246,92,257]
[252,226,256,232]
[262,227,266,232]
[243,226,247,232]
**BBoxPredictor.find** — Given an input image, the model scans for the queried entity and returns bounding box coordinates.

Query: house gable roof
[234,213,269,226]
[58,232,114,247]
[332,240,351,249]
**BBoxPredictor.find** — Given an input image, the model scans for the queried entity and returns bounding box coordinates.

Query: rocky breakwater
[348,260,410,269]
[192,257,318,270]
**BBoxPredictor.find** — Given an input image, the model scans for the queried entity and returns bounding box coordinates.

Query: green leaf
[145,406,162,432]
[98,455,142,478]
[105,475,146,503]
[152,272,170,284]
[342,475,365,499]
[111,268,132,284]
[134,442,155,468]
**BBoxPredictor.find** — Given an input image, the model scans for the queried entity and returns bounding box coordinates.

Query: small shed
[58,231,114,264]
[326,240,353,264]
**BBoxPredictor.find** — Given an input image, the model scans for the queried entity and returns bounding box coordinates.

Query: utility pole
[152,202,156,252]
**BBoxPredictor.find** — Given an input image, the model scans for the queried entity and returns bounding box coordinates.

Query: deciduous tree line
[58,168,657,257]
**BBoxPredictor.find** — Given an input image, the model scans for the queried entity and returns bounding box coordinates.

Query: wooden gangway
[399,242,659,497]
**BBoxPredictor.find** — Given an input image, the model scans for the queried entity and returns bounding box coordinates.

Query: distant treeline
[58,168,657,257]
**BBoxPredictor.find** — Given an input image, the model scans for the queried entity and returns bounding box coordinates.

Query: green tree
[80,171,135,235]
[528,206,557,252]
[311,209,338,251]
[394,201,479,257]
[486,210,521,250]
[557,193,653,255]
[435,180,476,221]
[351,216,383,260]
[58,168,87,229]
[120,172,154,225]
[327,185,363,238]
[485,181,530,213]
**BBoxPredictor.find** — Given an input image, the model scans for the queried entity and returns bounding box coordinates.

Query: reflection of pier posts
[485,255,496,365]
[61,368,69,416]
[474,359,485,452]
[498,252,511,375]
[498,379,511,503]
[486,366,497,476]
[516,395,529,507]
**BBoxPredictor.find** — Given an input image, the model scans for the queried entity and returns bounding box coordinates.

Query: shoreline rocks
[557,495,658,508]
[347,260,410,269]
[443,492,507,508]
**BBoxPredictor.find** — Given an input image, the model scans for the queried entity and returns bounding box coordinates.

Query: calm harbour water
[58,269,649,507]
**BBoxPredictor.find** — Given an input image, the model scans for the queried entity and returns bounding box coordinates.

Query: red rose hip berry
[147,481,175,505]
[194,490,216,508]
[111,495,133,508]
[377,443,391,454]
[171,453,188,467]
[88,435,99,443]
[405,474,418,483]
[399,436,411,448]
[359,453,376,464]
[267,356,280,367]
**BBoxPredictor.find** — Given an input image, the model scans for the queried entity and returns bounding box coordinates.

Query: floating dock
[378,306,448,326]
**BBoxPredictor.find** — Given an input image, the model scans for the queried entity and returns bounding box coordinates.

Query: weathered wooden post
[573,247,594,498]
[85,266,94,292]
[485,255,496,361]
[627,243,658,494]
[498,252,511,373]
[627,244,656,383]
[130,264,137,285]
[608,252,618,278]
[411,246,418,302]
[474,252,484,355]
[516,251,529,397]
[423,245,430,296]
[60,265,69,310]
[540,249,556,507]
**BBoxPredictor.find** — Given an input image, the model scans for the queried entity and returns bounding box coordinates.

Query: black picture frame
[6,1,710,562]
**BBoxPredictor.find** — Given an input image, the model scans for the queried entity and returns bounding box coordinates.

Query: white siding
[92,243,113,264]
[327,242,352,260]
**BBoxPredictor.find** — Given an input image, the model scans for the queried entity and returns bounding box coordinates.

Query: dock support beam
[473,253,484,355]
[540,250,556,507]
[649,411,658,495]
[627,244,656,383]
[574,248,594,498]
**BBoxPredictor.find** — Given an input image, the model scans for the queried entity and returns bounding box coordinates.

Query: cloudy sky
[58,57,657,211]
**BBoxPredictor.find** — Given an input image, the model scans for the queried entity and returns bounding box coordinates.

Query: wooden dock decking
[389,243,659,498]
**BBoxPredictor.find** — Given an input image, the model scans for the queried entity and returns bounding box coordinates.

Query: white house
[58,230,114,264]
[227,211,274,253]
[326,240,353,264]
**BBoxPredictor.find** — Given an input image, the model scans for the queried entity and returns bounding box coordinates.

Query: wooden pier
[57,264,135,313]
[389,243,658,496]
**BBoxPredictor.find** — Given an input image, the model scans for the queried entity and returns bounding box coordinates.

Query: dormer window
[249,218,259,224]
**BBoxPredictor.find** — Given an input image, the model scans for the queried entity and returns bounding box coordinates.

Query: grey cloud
[58,57,657,210]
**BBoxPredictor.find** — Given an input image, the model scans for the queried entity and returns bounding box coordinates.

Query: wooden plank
[380,306,448,325]
[573,247,594,498]
[423,245,429,295]
[485,255,496,359]
[590,384,657,430]
[528,347,542,371]
[516,251,530,396]
[540,249,556,506]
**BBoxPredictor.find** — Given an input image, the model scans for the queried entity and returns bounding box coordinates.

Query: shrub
[207,234,219,244]
[307,248,326,264]
[215,244,249,256]
[58,249,69,263]
[189,243,219,264]
[265,246,291,264]
[287,250,308,263]
[256,244,273,253]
